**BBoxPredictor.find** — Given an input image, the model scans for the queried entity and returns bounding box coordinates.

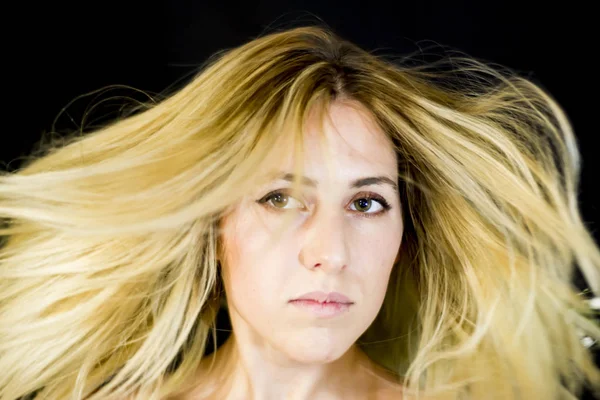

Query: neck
[200,333,376,400]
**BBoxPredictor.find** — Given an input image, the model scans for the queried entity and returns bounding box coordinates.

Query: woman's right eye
[257,190,306,211]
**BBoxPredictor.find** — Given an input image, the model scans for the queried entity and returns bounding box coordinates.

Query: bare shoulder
[372,378,443,400]
[358,359,407,400]
[371,373,406,400]
[375,387,404,400]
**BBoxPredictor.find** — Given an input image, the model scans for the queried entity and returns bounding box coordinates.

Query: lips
[290,291,353,304]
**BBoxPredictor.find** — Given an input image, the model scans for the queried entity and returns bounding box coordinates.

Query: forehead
[266,101,397,180]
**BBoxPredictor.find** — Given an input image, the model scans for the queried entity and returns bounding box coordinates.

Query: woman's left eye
[349,195,391,217]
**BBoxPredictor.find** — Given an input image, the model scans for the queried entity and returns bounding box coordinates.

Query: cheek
[356,225,402,302]
[362,259,394,306]
[220,214,286,309]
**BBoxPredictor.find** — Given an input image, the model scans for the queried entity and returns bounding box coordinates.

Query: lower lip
[289,300,353,317]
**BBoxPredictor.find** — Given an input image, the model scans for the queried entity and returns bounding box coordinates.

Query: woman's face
[219,101,404,364]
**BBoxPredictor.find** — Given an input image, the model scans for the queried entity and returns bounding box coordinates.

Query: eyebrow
[273,172,398,192]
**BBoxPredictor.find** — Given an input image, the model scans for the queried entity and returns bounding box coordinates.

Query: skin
[176,100,405,399]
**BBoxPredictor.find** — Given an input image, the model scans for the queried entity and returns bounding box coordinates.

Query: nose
[299,205,349,273]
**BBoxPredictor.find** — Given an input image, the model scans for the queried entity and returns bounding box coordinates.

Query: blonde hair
[1,24,598,400]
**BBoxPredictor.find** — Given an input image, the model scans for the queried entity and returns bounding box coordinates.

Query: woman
[1,25,598,400]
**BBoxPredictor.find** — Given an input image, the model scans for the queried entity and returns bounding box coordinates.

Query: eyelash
[256,189,392,219]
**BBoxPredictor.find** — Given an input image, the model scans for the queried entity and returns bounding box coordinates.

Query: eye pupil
[272,194,288,208]
[355,198,371,211]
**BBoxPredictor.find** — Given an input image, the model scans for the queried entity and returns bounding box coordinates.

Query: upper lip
[290,291,353,304]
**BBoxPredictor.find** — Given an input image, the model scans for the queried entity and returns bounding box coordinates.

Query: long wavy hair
[1,25,598,400]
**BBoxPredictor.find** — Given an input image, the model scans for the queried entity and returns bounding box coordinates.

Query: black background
[4,1,598,398]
